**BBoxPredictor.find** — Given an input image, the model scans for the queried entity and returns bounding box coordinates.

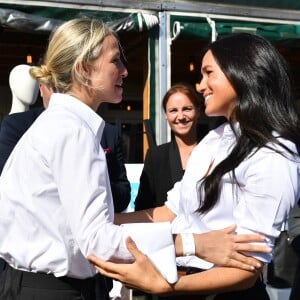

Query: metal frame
[1,0,300,21]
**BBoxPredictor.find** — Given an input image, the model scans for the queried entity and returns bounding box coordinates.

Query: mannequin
[8,64,39,114]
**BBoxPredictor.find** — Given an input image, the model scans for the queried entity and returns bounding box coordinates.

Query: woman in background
[135,82,204,210]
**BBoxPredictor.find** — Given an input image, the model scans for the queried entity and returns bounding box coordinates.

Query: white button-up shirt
[167,123,300,269]
[0,93,174,279]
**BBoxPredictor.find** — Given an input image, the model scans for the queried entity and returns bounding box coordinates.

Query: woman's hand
[88,237,172,295]
[193,224,270,271]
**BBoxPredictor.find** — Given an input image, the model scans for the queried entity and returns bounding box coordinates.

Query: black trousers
[0,263,110,300]
[290,236,300,300]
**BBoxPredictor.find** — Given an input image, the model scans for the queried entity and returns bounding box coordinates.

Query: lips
[175,122,191,128]
[204,93,212,100]
[203,94,212,106]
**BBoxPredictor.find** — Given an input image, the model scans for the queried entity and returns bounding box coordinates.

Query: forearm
[163,267,261,296]
[114,205,176,225]
[114,209,153,224]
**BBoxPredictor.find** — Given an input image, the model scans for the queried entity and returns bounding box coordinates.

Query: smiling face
[165,91,199,138]
[89,34,128,105]
[198,50,237,120]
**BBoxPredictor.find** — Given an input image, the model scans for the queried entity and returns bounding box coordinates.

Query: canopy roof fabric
[198,0,300,10]
[170,15,300,42]
[1,0,300,36]
[0,3,159,34]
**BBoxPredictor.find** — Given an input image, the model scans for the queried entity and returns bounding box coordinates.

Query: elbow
[221,268,262,292]
[235,270,261,291]
[241,276,258,290]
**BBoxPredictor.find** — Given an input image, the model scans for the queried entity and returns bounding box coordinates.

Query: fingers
[219,224,268,244]
[226,253,264,271]
[88,255,121,278]
[88,255,104,267]
[234,243,271,253]
[232,233,267,243]
[125,237,149,264]
[88,255,121,281]
[231,234,271,253]
[220,224,237,234]
[225,259,260,272]
[125,236,140,256]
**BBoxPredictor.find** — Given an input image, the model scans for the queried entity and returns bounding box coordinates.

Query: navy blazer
[134,139,184,210]
[101,122,131,212]
[0,107,130,212]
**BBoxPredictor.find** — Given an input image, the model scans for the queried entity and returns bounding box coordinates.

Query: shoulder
[146,142,173,161]
[1,107,44,131]
[149,141,172,153]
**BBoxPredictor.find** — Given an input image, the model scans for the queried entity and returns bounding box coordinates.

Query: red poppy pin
[104,148,112,155]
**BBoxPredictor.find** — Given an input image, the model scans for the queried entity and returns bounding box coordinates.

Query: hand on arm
[88,237,172,295]
[88,236,263,296]
[174,224,271,271]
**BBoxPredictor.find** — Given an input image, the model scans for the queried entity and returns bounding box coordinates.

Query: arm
[88,237,263,295]
[168,266,261,296]
[114,204,176,224]
[115,205,269,269]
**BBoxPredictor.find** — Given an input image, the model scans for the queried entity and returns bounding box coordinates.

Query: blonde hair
[30,18,115,93]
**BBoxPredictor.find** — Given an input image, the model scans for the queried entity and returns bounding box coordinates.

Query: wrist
[180,233,195,256]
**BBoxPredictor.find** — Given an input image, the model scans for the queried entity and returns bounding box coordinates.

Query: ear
[75,61,90,82]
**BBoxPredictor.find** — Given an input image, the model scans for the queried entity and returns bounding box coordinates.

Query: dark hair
[162,82,202,112]
[198,33,300,213]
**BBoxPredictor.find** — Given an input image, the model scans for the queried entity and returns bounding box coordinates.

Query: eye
[183,107,193,112]
[113,58,120,65]
[201,67,213,76]
[112,54,122,65]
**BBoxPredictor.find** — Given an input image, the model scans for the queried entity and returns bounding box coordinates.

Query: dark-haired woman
[89,32,300,300]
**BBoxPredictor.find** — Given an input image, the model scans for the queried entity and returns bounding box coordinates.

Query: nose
[120,61,128,78]
[196,77,205,95]
[177,110,186,120]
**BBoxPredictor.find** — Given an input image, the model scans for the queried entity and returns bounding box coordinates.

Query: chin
[110,98,122,104]
[205,109,217,117]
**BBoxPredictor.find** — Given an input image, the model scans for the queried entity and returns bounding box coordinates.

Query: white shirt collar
[49,93,104,138]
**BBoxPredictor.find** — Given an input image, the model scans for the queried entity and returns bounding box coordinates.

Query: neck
[174,133,198,171]
[68,85,99,112]
[174,130,198,147]
[10,99,28,114]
